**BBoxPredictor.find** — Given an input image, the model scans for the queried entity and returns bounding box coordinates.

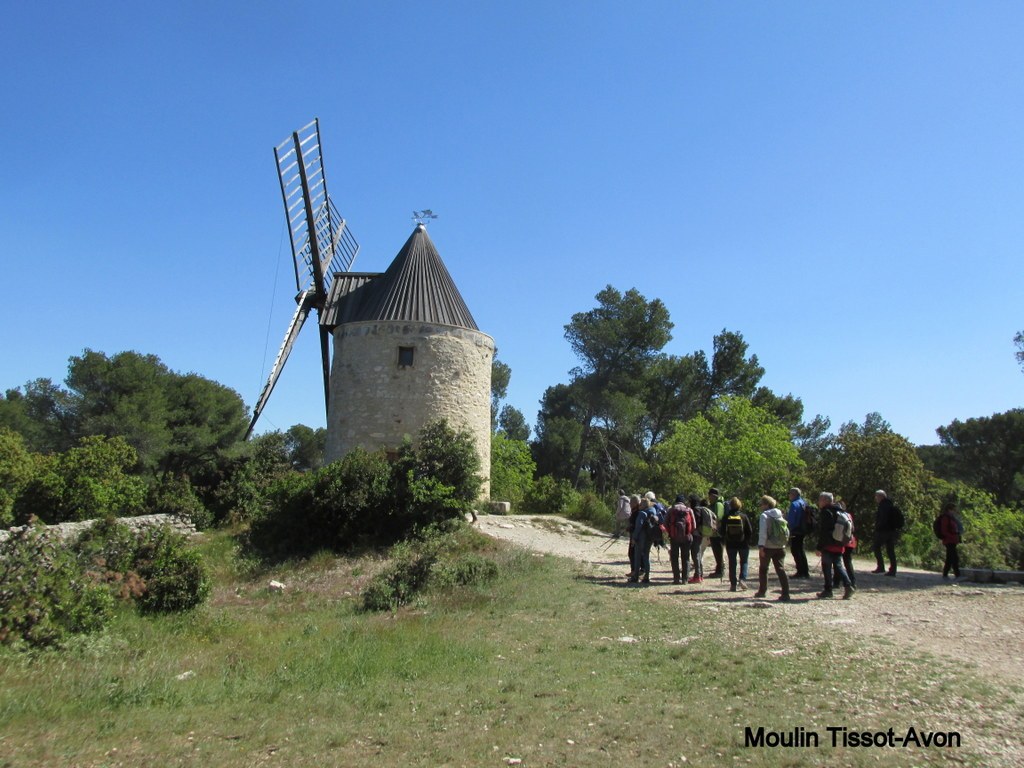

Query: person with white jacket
[753,495,791,602]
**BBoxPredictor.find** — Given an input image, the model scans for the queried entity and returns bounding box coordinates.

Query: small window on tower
[398,346,415,368]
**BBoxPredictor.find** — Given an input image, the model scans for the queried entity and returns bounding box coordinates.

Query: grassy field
[0,526,1018,767]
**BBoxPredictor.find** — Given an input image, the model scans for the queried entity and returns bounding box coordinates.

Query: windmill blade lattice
[246,120,359,439]
[274,118,360,294]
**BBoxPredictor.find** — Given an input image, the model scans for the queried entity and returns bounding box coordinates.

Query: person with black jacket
[872,489,901,576]
[816,492,855,600]
[721,497,753,592]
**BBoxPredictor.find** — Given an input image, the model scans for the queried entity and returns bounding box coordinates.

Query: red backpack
[667,504,695,543]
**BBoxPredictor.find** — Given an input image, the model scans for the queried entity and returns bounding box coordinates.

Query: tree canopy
[935,409,1024,505]
[654,396,805,506]
[0,350,248,480]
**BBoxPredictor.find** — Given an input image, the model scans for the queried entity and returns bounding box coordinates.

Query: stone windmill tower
[248,120,493,495]
[321,222,494,493]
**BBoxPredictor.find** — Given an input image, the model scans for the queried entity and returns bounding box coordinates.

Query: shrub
[247,448,391,559]
[520,475,581,516]
[361,521,501,611]
[148,477,212,530]
[0,524,114,649]
[247,422,482,561]
[564,491,615,532]
[13,435,146,524]
[361,540,436,612]
[73,519,211,612]
[75,515,142,577]
[131,526,211,613]
[0,428,37,528]
[391,421,482,529]
[431,553,499,587]
[490,433,535,506]
[900,479,1024,571]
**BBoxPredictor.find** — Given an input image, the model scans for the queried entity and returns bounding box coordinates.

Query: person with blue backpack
[629,497,660,584]
[786,488,812,579]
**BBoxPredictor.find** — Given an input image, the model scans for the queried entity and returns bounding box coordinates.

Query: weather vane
[412,209,438,225]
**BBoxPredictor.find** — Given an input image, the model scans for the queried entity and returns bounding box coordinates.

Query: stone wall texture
[0,513,198,545]
[326,321,494,497]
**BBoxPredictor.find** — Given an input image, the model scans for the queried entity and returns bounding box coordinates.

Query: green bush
[361,540,436,612]
[74,519,211,613]
[900,479,1024,571]
[0,524,114,649]
[361,521,501,611]
[247,448,391,559]
[520,475,581,516]
[431,553,499,587]
[564,491,615,533]
[135,528,211,613]
[391,421,482,528]
[148,477,212,530]
[75,515,141,576]
[247,421,482,561]
[490,432,535,506]
[0,428,37,528]
[13,435,146,524]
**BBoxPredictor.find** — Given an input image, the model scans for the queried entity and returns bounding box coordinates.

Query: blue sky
[2,1,1022,446]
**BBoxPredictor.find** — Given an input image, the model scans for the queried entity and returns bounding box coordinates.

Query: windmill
[246,118,359,439]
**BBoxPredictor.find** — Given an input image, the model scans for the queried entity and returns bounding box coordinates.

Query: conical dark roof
[321,224,479,330]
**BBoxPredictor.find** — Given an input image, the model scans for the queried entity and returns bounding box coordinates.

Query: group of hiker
[614,486,965,601]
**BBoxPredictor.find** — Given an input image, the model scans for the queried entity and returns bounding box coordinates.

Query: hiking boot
[641,577,650,584]
[778,594,792,602]
[673,578,681,585]
[886,569,897,577]
[687,576,701,584]
[710,570,724,579]
[752,591,767,598]
[843,584,856,600]
[729,585,737,592]
[816,590,834,599]
[871,568,885,574]
[738,580,748,590]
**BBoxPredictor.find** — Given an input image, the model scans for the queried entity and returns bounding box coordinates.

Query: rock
[489,501,512,515]
[268,580,286,592]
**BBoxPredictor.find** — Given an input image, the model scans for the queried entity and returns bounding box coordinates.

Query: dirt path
[478,515,1024,686]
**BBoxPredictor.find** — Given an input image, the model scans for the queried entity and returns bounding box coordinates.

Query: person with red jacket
[815,492,855,600]
[938,502,962,579]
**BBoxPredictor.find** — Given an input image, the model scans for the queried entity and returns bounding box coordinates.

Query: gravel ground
[478,514,1024,766]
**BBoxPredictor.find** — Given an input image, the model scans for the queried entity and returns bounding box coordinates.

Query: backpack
[832,509,853,546]
[667,504,694,543]
[696,506,716,537]
[724,513,746,544]
[891,504,906,531]
[932,514,943,540]
[800,500,817,536]
[643,506,666,547]
[768,515,790,548]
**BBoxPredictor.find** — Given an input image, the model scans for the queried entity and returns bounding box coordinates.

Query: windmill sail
[274,119,359,294]
[247,119,360,438]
